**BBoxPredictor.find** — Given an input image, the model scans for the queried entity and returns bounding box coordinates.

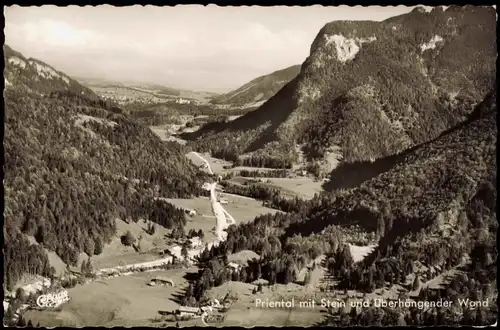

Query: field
[217,193,282,222]
[348,244,377,263]
[164,194,281,240]
[200,256,328,326]
[186,152,325,200]
[30,217,176,279]
[261,178,324,200]
[24,268,196,327]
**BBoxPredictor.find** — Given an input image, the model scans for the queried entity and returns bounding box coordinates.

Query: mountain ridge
[4,44,97,99]
[3,46,210,290]
[210,64,301,107]
[184,5,496,174]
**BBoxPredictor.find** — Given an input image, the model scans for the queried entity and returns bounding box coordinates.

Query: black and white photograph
[3,4,497,327]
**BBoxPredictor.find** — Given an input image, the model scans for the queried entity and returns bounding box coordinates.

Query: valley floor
[17,143,381,328]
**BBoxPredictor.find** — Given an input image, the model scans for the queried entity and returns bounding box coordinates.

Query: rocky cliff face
[187,6,496,172]
[4,44,96,98]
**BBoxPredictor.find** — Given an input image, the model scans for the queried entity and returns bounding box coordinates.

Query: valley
[15,150,326,327]
[3,4,497,328]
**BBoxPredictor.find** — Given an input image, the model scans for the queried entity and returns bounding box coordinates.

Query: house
[200,306,213,313]
[189,237,202,248]
[20,278,52,296]
[211,299,222,308]
[227,262,242,272]
[166,245,183,259]
[220,199,229,205]
[175,98,191,104]
[149,277,174,287]
[184,209,197,216]
[176,306,201,317]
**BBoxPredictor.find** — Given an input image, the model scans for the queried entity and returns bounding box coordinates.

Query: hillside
[184,6,496,172]
[3,47,210,290]
[4,45,97,98]
[184,90,497,325]
[210,65,301,107]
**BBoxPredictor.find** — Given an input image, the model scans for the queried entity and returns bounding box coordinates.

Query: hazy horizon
[5,5,426,93]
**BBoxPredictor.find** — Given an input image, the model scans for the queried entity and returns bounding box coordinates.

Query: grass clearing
[218,193,282,223]
[24,268,197,327]
[348,244,377,264]
[264,178,324,200]
[228,250,260,266]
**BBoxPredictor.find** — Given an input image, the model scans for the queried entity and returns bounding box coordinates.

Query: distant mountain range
[210,65,301,107]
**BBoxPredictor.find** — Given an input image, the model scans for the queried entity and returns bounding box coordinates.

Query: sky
[5,5,421,92]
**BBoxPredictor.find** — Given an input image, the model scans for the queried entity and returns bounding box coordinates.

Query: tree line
[4,89,208,289]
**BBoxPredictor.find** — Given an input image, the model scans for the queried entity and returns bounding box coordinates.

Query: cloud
[4,6,419,90]
[4,18,313,90]
[6,19,100,49]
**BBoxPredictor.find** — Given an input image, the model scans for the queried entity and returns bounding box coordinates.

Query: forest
[180,94,497,325]
[180,6,496,169]
[3,88,210,290]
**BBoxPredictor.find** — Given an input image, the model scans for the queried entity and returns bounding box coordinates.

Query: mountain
[186,90,497,325]
[3,46,210,290]
[210,65,301,107]
[4,45,97,98]
[289,88,496,238]
[184,6,496,172]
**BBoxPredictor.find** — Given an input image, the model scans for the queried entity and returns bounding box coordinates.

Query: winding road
[191,152,237,241]
[96,152,237,276]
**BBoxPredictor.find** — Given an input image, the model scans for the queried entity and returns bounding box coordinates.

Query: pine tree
[17,315,27,327]
[81,260,88,276]
[303,270,311,286]
[181,245,189,260]
[86,258,93,275]
[94,236,104,255]
[121,230,136,246]
[412,275,421,291]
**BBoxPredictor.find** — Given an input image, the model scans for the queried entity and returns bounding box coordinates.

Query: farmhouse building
[176,306,201,317]
[184,209,197,216]
[166,245,183,259]
[189,236,202,248]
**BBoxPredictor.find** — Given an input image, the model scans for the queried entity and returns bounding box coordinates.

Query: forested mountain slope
[186,90,497,325]
[184,6,496,172]
[3,47,210,290]
[290,88,496,241]
[210,65,301,106]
